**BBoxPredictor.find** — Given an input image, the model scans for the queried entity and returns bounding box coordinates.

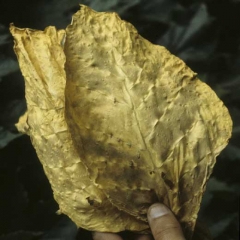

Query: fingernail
[148,203,170,219]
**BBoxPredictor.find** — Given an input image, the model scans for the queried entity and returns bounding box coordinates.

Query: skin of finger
[147,204,186,240]
[92,232,123,240]
[135,234,154,240]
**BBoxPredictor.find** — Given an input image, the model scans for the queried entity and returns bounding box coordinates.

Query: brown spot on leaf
[161,172,174,190]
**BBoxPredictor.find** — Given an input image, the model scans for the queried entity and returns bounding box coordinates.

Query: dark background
[0,0,239,239]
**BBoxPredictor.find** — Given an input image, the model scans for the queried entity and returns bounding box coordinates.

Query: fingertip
[148,203,170,220]
[147,203,185,240]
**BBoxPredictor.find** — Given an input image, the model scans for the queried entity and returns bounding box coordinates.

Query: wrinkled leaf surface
[10,5,232,240]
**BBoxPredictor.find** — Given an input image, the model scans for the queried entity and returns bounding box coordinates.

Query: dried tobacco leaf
[10,5,232,239]
[10,25,146,232]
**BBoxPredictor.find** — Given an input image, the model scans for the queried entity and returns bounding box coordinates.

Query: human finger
[147,203,185,240]
[135,233,153,240]
[92,232,123,240]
